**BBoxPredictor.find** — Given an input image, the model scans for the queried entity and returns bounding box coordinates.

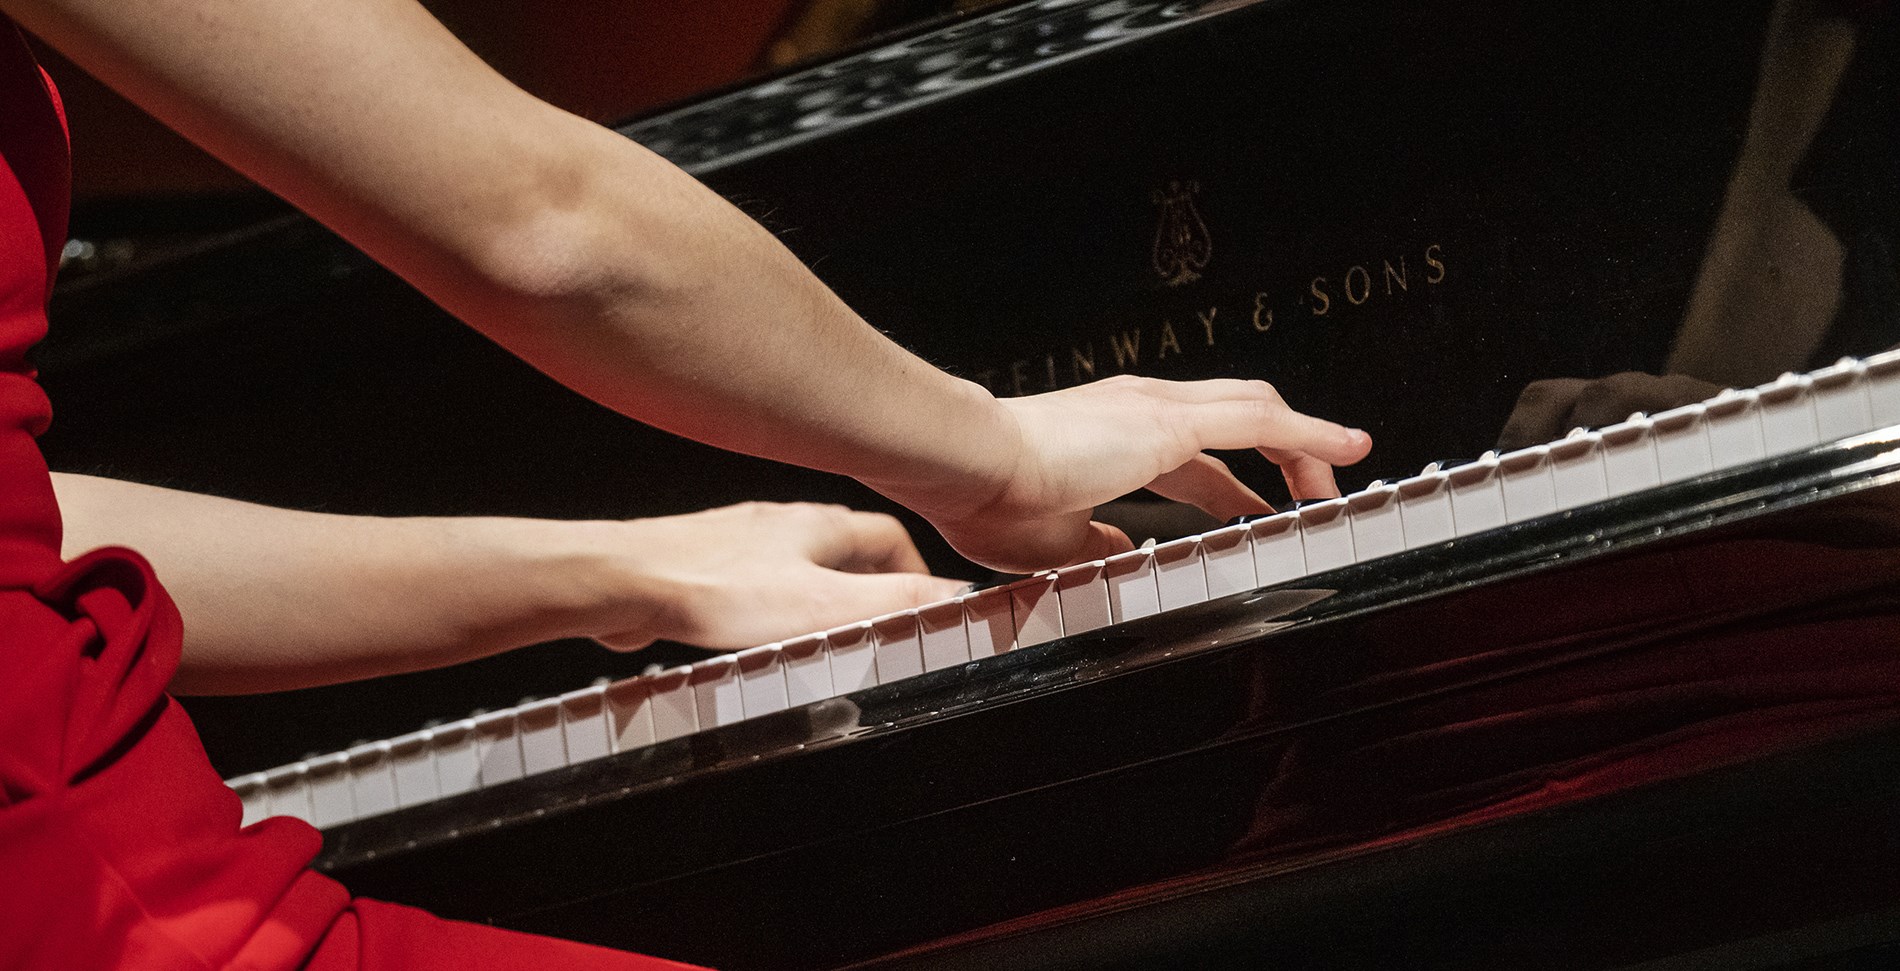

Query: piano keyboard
[227,351,1900,830]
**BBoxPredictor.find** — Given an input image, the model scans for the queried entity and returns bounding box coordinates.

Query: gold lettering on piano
[1009,359,1032,397]
[1344,265,1373,306]
[1308,276,1332,316]
[1158,321,1183,359]
[1071,344,1097,381]
[1110,328,1142,369]
[1384,257,1408,295]
[966,242,1451,396]
[1151,181,1212,287]
[1252,292,1274,332]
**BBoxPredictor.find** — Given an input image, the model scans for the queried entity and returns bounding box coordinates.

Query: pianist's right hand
[865,376,1373,575]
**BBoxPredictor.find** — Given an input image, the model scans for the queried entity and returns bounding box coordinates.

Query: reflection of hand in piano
[1497,372,1724,453]
[878,375,1373,574]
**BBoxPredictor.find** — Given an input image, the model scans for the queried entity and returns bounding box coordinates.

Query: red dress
[0,22,702,971]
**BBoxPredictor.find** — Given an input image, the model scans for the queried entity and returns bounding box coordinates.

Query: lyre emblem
[1150,180,1212,287]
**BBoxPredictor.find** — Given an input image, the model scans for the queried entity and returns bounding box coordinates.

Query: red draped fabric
[0,20,702,971]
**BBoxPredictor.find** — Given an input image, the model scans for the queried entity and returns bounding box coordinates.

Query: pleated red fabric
[1,20,703,970]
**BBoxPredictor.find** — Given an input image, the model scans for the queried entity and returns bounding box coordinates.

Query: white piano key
[1151,537,1209,611]
[648,667,699,742]
[1103,548,1161,622]
[828,622,880,690]
[1008,574,1064,648]
[1346,482,1406,559]
[1599,417,1660,497]
[1651,403,1714,484]
[1497,446,1557,522]
[474,710,525,785]
[1200,524,1258,598]
[963,587,1016,659]
[1865,350,1900,427]
[1756,372,1818,456]
[1704,388,1766,466]
[1447,454,1507,535]
[1548,432,1608,510]
[306,752,355,827]
[737,644,791,718]
[230,772,268,827]
[872,611,925,681]
[1248,510,1307,584]
[389,730,440,808]
[1395,466,1455,549]
[1299,498,1356,571]
[780,634,835,706]
[346,741,398,818]
[263,763,313,824]
[559,684,613,766]
[689,656,746,728]
[917,600,971,672]
[1054,560,1114,635]
[1809,358,1874,442]
[517,697,569,774]
[604,678,657,753]
[429,719,481,799]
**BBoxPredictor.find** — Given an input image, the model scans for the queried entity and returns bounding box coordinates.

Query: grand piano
[37,0,1900,967]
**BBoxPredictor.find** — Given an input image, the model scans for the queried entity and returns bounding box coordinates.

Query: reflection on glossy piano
[38,0,1900,968]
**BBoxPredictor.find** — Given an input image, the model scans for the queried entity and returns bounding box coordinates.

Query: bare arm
[54,473,962,695]
[10,0,1366,573]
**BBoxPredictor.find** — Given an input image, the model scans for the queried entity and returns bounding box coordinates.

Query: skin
[11,0,1369,693]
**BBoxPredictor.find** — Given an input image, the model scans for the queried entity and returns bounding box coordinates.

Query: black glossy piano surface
[35,0,1900,967]
[317,433,1900,969]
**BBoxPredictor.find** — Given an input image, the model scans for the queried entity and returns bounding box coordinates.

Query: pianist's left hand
[50,475,964,695]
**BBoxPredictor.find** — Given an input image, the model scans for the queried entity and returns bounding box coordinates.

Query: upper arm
[4,0,624,304]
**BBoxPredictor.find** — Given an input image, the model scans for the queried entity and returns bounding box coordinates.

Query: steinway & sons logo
[965,179,1451,398]
[1151,181,1212,287]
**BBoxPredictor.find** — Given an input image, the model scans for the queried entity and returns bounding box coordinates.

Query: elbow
[456,147,706,321]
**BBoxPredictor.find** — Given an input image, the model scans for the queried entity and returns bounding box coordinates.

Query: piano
[38,0,1900,967]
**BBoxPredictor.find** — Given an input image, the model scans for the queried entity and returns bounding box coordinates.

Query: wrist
[853,377,1024,524]
[426,516,665,655]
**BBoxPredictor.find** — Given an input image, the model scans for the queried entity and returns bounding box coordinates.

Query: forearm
[448,127,1017,511]
[51,473,629,695]
[10,0,1016,515]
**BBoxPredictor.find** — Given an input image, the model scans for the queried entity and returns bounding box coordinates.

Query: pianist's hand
[586,502,968,653]
[888,376,1372,574]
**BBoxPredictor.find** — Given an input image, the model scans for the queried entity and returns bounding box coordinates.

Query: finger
[1106,376,1287,404]
[792,506,932,575]
[1261,448,1342,500]
[1169,398,1370,466]
[946,512,1127,574]
[1145,453,1274,520]
[1073,520,1135,565]
[593,629,656,653]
